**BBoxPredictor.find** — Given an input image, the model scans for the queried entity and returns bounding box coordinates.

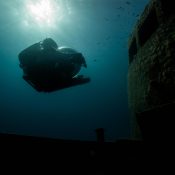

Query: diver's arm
[18,42,41,67]
[19,42,41,57]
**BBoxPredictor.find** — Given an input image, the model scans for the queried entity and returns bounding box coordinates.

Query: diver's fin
[23,75,90,92]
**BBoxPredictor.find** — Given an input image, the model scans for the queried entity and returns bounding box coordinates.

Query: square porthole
[160,0,175,16]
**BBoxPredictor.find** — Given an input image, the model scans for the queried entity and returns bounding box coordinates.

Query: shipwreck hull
[128,0,175,139]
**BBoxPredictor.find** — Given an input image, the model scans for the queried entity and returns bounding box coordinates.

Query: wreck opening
[138,8,159,47]
[129,37,137,64]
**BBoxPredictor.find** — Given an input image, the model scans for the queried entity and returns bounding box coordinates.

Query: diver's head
[42,38,58,50]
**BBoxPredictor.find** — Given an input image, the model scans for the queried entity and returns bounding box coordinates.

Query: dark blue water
[0,0,149,142]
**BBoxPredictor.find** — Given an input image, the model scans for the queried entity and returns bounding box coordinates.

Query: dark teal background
[0,0,149,141]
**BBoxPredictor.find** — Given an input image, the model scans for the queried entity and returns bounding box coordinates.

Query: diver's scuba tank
[58,47,87,78]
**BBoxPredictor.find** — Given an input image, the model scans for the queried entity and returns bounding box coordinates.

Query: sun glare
[26,0,63,27]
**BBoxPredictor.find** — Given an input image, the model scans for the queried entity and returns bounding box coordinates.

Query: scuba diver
[18,38,89,91]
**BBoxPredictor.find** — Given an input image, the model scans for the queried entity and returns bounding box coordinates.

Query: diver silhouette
[18,38,89,92]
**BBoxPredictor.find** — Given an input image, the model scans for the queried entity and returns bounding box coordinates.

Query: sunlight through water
[25,0,65,28]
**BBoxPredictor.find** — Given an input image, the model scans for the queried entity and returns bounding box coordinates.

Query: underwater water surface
[0,0,149,142]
